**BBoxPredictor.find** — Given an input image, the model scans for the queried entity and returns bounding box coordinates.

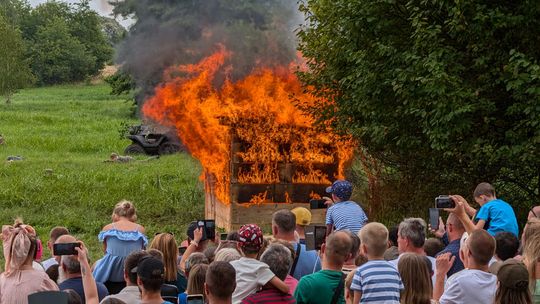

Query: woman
[179,264,208,304]
[493,259,532,304]
[522,219,540,303]
[397,253,435,304]
[93,200,147,294]
[0,219,58,304]
[149,233,187,293]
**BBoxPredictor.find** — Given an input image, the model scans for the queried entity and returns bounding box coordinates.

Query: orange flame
[142,46,354,204]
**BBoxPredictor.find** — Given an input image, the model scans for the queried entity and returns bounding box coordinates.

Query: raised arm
[179,227,203,272]
[76,242,99,304]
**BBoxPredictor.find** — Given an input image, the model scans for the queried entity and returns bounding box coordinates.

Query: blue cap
[326,180,353,200]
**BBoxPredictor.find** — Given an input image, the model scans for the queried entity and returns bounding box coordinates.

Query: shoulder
[102,223,114,231]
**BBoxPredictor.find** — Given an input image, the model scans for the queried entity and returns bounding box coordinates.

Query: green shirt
[294,270,345,304]
[534,279,540,304]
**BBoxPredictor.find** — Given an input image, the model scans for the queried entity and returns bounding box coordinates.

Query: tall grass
[0,84,204,264]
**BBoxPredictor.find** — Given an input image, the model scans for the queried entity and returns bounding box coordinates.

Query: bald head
[55,235,77,244]
[447,214,464,231]
[325,231,353,265]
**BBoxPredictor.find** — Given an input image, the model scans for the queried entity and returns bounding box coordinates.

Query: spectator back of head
[187,264,209,295]
[49,227,69,243]
[424,238,444,258]
[135,256,165,293]
[61,255,81,274]
[205,261,236,300]
[325,231,353,265]
[125,250,149,285]
[495,232,519,261]
[473,182,496,198]
[388,225,399,247]
[260,243,292,281]
[272,209,296,233]
[185,252,209,274]
[468,229,496,266]
[112,200,137,222]
[399,218,427,248]
[360,222,389,257]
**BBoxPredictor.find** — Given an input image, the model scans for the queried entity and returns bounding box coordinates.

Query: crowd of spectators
[0,180,539,304]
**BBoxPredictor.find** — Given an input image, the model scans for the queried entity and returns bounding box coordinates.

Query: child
[230,224,289,304]
[351,223,403,304]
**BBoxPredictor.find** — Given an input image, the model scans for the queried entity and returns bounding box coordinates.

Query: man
[242,244,296,304]
[42,226,70,270]
[434,229,497,304]
[291,207,311,244]
[494,231,519,261]
[341,231,360,275]
[59,253,109,303]
[100,250,148,304]
[294,231,352,304]
[451,182,519,236]
[272,209,321,280]
[205,261,237,304]
[391,218,437,279]
[435,213,465,277]
[324,180,368,235]
[133,256,171,304]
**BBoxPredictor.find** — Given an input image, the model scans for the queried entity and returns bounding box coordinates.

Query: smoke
[113,0,304,108]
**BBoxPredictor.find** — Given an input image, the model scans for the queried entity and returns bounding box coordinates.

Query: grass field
[0,83,204,264]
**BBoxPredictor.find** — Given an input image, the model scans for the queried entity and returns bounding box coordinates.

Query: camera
[53,242,81,256]
[309,199,328,209]
[305,225,327,251]
[197,220,216,241]
[187,294,204,304]
[435,195,455,209]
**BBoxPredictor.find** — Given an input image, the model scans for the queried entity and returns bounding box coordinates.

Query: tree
[298,1,540,218]
[0,13,33,103]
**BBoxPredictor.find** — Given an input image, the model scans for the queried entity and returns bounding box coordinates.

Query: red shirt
[241,287,296,304]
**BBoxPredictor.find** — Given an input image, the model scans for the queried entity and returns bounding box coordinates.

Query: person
[424,238,444,258]
[384,225,399,261]
[214,248,242,263]
[268,239,299,293]
[0,220,59,304]
[242,244,296,304]
[59,253,109,303]
[529,206,540,220]
[184,252,209,278]
[494,232,520,261]
[434,229,497,304]
[179,222,212,273]
[42,226,70,270]
[179,264,208,304]
[324,180,368,235]
[450,183,519,236]
[295,231,352,304]
[99,250,149,304]
[291,207,312,244]
[149,233,187,293]
[342,231,360,275]
[351,222,403,304]
[230,224,289,303]
[272,209,321,280]
[491,259,533,304]
[93,200,148,294]
[344,270,356,304]
[108,153,134,163]
[521,219,540,303]
[391,218,437,280]
[65,289,83,304]
[133,256,174,304]
[205,261,236,304]
[435,213,465,277]
[398,253,434,304]
[74,242,101,304]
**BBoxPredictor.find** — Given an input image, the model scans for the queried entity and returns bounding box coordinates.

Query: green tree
[0,13,33,103]
[298,1,540,218]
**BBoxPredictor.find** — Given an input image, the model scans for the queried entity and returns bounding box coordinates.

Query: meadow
[0,83,204,263]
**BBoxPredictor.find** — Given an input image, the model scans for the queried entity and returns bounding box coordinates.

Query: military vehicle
[124,125,183,155]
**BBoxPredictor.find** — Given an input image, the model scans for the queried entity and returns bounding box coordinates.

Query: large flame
[142,46,354,204]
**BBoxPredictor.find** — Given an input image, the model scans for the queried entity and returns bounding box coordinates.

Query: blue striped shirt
[350,260,403,304]
[325,201,368,233]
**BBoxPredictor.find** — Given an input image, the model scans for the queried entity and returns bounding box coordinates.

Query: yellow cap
[291,207,312,226]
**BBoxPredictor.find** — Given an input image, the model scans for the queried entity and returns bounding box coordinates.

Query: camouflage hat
[326,180,353,200]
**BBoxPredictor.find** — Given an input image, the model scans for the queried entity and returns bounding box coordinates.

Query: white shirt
[42,258,58,271]
[439,269,497,304]
[230,257,275,304]
[100,286,141,304]
[390,253,438,285]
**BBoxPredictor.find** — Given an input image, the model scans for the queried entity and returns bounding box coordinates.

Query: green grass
[0,83,204,264]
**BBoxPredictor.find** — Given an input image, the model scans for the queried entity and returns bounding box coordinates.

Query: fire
[142,46,354,204]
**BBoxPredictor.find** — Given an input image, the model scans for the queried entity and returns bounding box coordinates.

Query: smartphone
[429,208,440,230]
[435,195,455,209]
[178,246,187,256]
[220,233,228,241]
[305,225,327,251]
[197,220,216,241]
[310,199,328,209]
[53,242,80,256]
[187,294,204,304]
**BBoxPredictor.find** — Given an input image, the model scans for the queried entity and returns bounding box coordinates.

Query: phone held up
[197,220,216,241]
[429,208,439,230]
[435,195,455,209]
[187,294,204,304]
[305,225,327,251]
[53,242,81,256]
[309,199,328,209]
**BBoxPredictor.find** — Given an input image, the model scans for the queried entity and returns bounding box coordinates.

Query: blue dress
[92,227,148,283]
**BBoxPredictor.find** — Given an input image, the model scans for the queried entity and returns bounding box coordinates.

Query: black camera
[53,242,81,256]
[305,225,327,251]
[435,195,455,209]
[309,199,328,209]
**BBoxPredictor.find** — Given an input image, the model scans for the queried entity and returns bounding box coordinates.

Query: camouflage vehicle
[124,125,183,155]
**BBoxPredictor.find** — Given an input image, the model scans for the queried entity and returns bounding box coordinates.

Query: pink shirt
[0,269,59,304]
[284,275,298,294]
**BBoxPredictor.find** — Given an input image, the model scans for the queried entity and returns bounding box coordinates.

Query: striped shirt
[325,201,368,233]
[350,260,403,304]
[242,287,296,304]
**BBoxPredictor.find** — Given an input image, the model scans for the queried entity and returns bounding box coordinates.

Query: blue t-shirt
[350,260,403,303]
[291,242,322,281]
[475,199,519,236]
[59,277,109,304]
[326,201,368,234]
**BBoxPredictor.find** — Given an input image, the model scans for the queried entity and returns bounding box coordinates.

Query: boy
[351,223,403,304]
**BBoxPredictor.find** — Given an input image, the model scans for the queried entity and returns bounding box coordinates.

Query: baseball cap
[131,256,165,280]
[237,224,263,252]
[326,180,353,200]
[490,258,529,290]
[291,207,312,226]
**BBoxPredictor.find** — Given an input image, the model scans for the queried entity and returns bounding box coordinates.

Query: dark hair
[260,244,292,281]
[468,230,496,265]
[206,261,236,300]
[344,230,360,258]
[424,238,445,258]
[125,250,149,284]
[226,232,240,241]
[272,209,296,233]
[388,225,399,247]
[64,289,82,304]
[473,182,496,198]
[49,227,69,242]
[101,298,127,304]
[495,232,519,261]
[46,264,59,283]
[204,245,217,263]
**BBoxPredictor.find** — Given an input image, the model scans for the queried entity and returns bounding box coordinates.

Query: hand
[193,227,203,244]
[436,252,455,277]
[444,196,466,218]
[75,242,89,263]
[323,196,334,207]
[430,217,446,238]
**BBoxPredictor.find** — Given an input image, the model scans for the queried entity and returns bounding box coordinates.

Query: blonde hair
[186,264,208,295]
[214,248,241,263]
[149,233,178,282]
[522,218,540,293]
[398,253,432,304]
[111,200,137,222]
[359,222,388,257]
